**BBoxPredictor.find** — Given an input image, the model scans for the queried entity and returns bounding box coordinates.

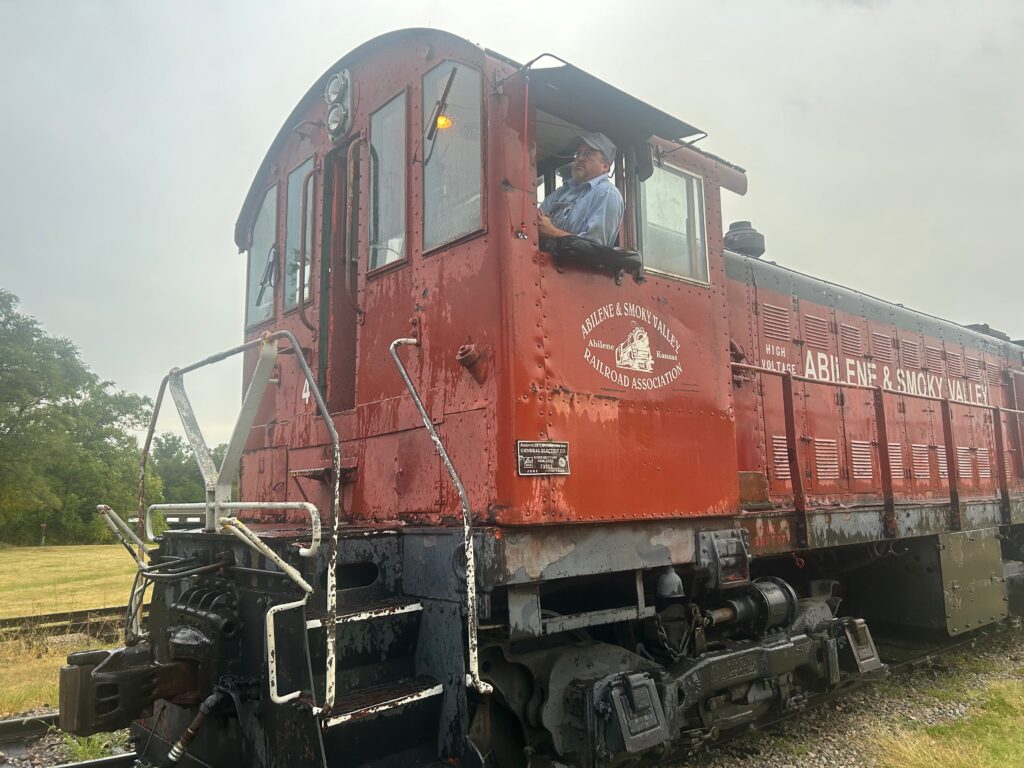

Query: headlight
[324,72,348,105]
[327,104,349,135]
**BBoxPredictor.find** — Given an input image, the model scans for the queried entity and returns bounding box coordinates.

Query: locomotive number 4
[302,379,311,404]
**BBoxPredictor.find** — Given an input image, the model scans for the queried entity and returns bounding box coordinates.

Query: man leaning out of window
[538,131,624,248]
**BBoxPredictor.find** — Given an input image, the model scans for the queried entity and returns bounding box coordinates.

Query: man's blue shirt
[540,174,624,247]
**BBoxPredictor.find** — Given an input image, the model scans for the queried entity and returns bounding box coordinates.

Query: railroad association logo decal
[581,302,682,390]
[615,327,654,372]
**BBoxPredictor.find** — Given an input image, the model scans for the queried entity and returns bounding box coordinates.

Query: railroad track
[0,712,137,767]
[0,606,148,640]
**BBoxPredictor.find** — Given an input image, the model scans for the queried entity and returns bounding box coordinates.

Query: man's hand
[538,210,569,239]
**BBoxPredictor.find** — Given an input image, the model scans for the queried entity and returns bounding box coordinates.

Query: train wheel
[468,696,529,768]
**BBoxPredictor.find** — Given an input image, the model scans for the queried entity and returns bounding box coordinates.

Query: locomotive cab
[228,29,753,530]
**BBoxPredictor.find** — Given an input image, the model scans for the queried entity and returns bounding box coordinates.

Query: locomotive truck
[60,28,1024,768]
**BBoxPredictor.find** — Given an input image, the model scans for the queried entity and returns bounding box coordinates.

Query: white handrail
[97,505,151,568]
[266,595,310,704]
[218,517,313,594]
[148,501,322,558]
[390,338,492,695]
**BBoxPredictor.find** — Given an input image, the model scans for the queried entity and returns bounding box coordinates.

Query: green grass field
[0,546,137,716]
[868,679,1024,768]
[0,544,138,618]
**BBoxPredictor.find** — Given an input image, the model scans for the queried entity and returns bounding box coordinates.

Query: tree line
[0,289,225,546]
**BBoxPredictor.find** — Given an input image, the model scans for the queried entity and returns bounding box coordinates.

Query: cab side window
[640,164,708,283]
[246,184,277,327]
[369,93,407,270]
[422,62,482,251]
[284,157,314,310]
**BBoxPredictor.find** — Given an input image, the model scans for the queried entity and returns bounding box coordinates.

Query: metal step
[306,597,422,629]
[323,675,443,728]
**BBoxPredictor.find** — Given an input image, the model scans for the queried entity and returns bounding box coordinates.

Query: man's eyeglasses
[573,148,604,161]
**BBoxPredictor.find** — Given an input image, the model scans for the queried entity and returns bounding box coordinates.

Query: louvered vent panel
[872,333,893,363]
[946,351,963,377]
[1007,454,1015,482]
[850,440,873,480]
[762,303,791,342]
[978,449,991,480]
[912,444,931,480]
[888,443,904,480]
[900,339,921,368]
[925,346,944,374]
[772,435,791,481]
[937,445,949,479]
[815,439,840,481]
[965,356,981,382]
[956,446,973,480]
[804,316,831,349]
[840,325,863,357]
[987,364,1003,387]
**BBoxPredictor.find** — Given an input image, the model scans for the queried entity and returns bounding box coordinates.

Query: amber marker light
[436,114,454,130]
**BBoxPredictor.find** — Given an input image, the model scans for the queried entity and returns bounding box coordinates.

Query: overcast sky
[1,0,1022,443]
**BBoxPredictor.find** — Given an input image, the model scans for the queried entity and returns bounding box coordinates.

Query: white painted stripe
[337,602,422,624]
[323,683,443,727]
[305,601,422,630]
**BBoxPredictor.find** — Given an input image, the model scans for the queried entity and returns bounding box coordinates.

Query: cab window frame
[283,155,316,313]
[421,59,486,255]
[637,160,709,286]
[245,182,279,329]
[367,89,408,276]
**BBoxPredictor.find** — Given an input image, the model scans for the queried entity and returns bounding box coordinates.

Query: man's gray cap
[569,131,616,164]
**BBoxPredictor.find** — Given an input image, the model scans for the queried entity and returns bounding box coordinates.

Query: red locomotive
[61,28,1024,768]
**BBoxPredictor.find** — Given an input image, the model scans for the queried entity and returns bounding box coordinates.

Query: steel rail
[0,712,58,744]
[0,606,150,638]
[50,755,139,768]
[0,713,136,768]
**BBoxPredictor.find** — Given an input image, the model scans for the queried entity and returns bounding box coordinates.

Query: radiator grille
[888,443,904,480]
[850,440,873,480]
[912,444,931,480]
[762,303,791,342]
[872,332,893,363]
[840,324,863,357]
[900,339,921,368]
[946,351,963,377]
[978,449,991,480]
[965,356,981,382]
[937,445,948,479]
[987,363,1003,387]
[815,439,840,481]
[925,346,944,374]
[804,315,831,349]
[772,435,791,481]
[956,446,973,480]
[872,333,897,364]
